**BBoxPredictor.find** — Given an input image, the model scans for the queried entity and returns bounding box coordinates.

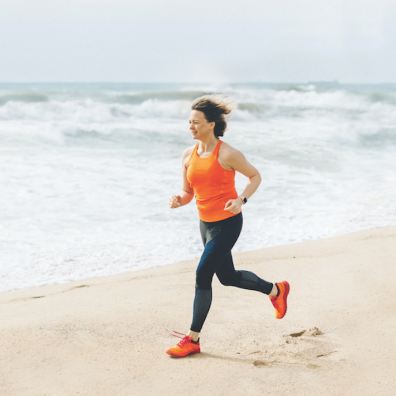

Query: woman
[166,95,290,358]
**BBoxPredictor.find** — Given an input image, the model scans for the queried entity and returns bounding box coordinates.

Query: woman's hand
[224,198,242,214]
[169,195,183,208]
[169,191,194,209]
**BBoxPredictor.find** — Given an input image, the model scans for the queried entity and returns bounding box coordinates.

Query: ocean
[1,82,395,292]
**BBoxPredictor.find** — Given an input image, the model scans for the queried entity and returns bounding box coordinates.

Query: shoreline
[1,225,395,395]
[1,224,393,300]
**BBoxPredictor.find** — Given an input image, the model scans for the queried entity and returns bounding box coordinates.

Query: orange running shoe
[166,331,201,358]
[269,281,290,319]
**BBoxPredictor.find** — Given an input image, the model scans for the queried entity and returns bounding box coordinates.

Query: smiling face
[189,110,215,141]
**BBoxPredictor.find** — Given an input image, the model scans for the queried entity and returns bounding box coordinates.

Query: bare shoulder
[182,145,196,166]
[182,145,195,158]
[219,141,244,161]
[219,141,259,177]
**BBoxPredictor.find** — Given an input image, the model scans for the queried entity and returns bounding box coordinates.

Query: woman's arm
[223,149,262,213]
[169,147,195,208]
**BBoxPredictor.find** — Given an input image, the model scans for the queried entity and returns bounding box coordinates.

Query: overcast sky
[0,0,395,83]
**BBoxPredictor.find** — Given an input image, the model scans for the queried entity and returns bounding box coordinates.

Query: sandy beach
[1,226,395,395]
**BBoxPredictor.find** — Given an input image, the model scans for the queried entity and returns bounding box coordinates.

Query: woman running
[166,95,290,358]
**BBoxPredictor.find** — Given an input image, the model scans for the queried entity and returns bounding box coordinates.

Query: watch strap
[239,196,248,204]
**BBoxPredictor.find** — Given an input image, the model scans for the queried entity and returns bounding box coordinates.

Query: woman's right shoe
[166,333,201,358]
[269,280,290,319]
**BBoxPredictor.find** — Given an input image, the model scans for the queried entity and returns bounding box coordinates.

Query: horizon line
[0,80,396,85]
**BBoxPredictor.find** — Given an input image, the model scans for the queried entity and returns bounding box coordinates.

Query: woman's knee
[195,244,222,288]
[216,270,240,287]
[195,267,213,289]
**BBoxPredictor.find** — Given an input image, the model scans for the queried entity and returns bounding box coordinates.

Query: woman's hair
[191,95,234,137]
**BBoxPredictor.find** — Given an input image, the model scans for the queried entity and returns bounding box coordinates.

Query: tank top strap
[213,139,222,158]
[191,143,199,157]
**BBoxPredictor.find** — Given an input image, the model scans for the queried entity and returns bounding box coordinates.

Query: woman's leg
[216,252,274,294]
[189,238,217,333]
[190,213,243,333]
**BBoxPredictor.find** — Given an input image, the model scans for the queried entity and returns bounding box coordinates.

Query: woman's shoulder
[219,140,242,159]
[182,144,196,166]
[182,144,196,157]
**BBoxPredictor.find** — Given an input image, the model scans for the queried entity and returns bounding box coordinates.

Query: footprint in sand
[288,326,324,338]
[253,360,271,367]
[249,327,340,369]
[260,326,337,369]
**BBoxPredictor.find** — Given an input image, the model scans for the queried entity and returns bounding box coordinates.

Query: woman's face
[189,110,215,140]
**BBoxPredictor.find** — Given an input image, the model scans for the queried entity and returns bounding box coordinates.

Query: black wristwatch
[239,196,248,205]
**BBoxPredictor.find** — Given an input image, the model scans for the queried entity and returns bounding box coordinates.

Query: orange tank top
[186,139,238,222]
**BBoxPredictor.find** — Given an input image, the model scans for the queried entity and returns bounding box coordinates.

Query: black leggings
[190,212,274,332]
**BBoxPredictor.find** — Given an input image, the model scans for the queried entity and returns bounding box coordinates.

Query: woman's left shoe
[166,335,201,358]
[269,281,290,319]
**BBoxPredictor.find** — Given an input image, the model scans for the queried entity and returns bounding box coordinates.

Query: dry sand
[1,226,395,395]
